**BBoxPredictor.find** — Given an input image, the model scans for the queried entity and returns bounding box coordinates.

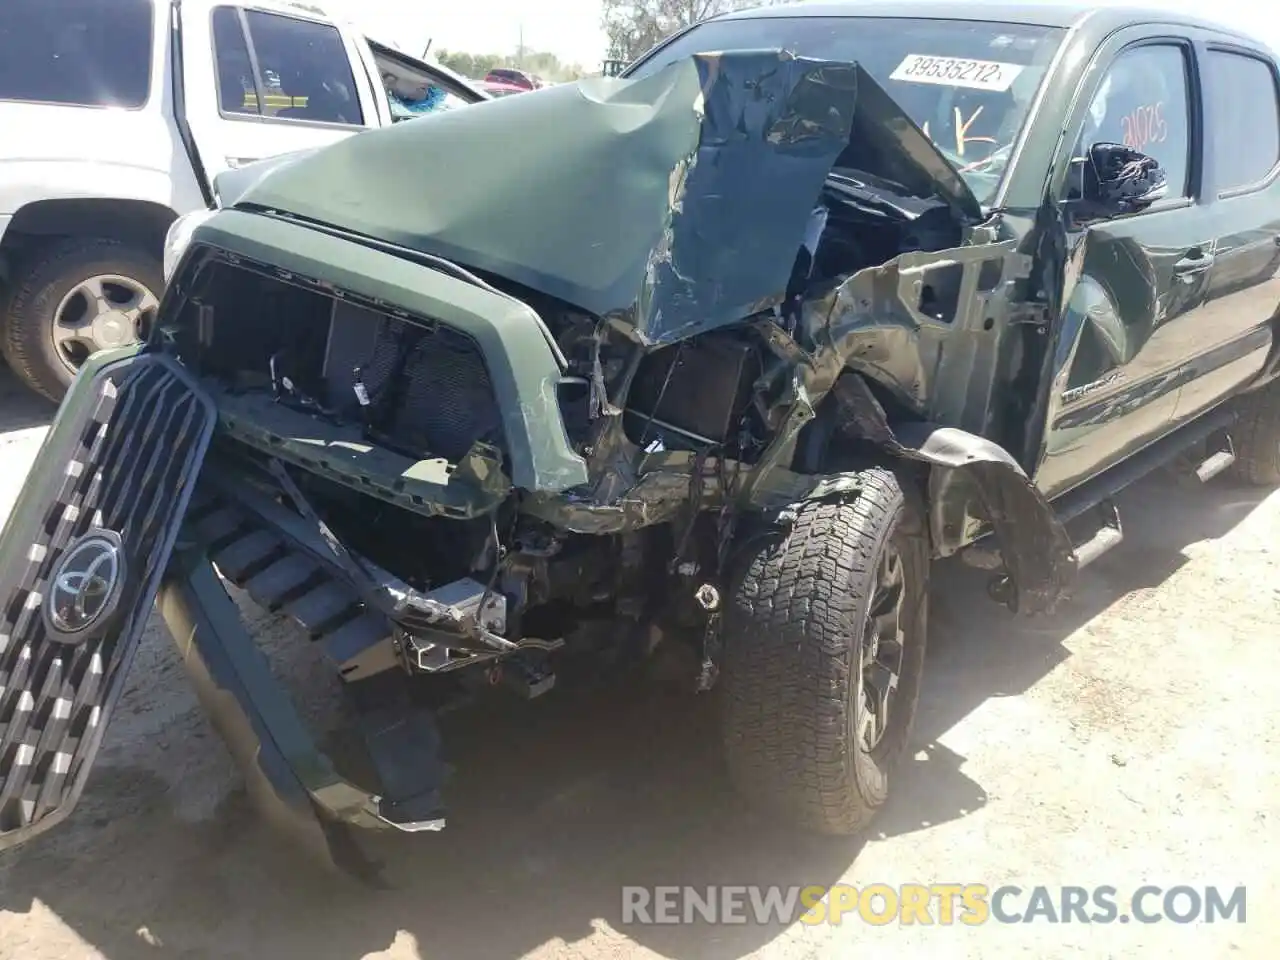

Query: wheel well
[804,370,1075,612]
[796,371,929,477]
[1,198,177,265]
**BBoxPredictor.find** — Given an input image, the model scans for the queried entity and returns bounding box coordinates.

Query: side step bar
[966,406,1240,590]
[1194,433,1236,483]
[1053,405,1236,523]
[1073,499,1123,570]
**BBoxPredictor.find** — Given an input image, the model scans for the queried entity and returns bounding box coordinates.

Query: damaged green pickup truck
[3,1,1280,877]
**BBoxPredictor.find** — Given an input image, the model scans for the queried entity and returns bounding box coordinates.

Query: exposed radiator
[350,315,504,462]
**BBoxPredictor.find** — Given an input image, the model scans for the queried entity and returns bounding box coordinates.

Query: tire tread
[721,468,926,834]
[1230,381,1280,485]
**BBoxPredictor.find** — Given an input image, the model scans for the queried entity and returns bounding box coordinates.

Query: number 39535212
[903,57,1004,85]
[889,54,1024,91]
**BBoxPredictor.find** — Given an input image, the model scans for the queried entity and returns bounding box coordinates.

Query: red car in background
[484,67,544,91]
[481,80,527,97]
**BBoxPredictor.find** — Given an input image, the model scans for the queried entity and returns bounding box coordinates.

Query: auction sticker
[889,54,1025,91]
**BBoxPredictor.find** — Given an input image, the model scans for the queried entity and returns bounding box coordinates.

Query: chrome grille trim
[0,354,215,846]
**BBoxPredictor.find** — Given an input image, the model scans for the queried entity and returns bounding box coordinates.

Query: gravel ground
[0,365,1275,959]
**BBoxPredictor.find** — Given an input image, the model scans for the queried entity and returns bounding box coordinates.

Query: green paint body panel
[192,210,589,494]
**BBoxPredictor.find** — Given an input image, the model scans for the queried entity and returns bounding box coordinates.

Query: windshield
[627,16,1065,205]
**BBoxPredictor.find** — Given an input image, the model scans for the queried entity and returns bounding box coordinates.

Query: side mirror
[1067,142,1168,224]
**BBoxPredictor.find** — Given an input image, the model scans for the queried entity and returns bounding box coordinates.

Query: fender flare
[831,375,1076,614]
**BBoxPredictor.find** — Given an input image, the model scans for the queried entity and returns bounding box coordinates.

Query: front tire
[720,469,928,834]
[3,238,162,402]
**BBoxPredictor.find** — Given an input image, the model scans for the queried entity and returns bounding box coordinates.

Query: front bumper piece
[0,351,438,878]
[0,351,214,850]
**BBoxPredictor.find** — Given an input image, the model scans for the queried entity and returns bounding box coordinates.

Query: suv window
[0,0,152,108]
[1077,44,1192,198]
[1204,49,1280,193]
[213,7,363,126]
[213,8,257,116]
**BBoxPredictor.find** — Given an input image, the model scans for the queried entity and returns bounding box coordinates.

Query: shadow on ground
[0,465,1271,960]
[0,366,54,434]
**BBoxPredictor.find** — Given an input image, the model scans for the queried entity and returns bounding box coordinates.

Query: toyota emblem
[42,530,127,643]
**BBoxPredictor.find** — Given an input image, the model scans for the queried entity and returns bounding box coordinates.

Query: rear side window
[1204,49,1280,193]
[0,0,153,108]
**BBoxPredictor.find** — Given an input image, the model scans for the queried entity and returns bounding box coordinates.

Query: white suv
[0,0,483,400]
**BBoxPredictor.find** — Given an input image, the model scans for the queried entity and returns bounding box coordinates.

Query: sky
[333,0,1280,71]
[336,0,608,68]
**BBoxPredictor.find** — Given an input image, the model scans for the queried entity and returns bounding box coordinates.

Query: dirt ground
[0,365,1275,959]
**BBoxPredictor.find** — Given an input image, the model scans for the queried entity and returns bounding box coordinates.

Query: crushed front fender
[833,375,1077,614]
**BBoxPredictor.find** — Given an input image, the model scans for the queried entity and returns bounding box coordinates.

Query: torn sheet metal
[790,234,1028,422]
[832,374,1076,614]
[227,50,980,348]
[212,43,1070,612]
[230,51,851,345]
[523,446,876,536]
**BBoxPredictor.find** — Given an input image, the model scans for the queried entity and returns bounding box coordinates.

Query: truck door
[1035,33,1215,499]
[1171,38,1280,423]
[179,3,380,184]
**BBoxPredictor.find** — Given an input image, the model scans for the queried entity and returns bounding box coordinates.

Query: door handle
[1173,248,1215,277]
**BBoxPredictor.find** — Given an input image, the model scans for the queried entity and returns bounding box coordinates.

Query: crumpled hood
[229,50,982,346]
[214,148,323,207]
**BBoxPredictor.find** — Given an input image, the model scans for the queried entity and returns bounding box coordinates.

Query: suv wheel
[720,469,928,834]
[3,238,162,402]
[1230,379,1280,485]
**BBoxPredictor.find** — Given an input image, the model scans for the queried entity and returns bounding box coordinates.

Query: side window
[213,7,256,116]
[242,10,363,126]
[1078,44,1193,199]
[0,0,153,108]
[1204,49,1280,193]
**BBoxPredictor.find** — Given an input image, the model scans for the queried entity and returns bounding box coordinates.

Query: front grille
[0,354,215,844]
[359,318,503,462]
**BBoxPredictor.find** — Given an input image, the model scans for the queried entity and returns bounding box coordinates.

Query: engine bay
[505,170,968,464]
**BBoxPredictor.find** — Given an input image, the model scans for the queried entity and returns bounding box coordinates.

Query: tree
[434,50,492,79]
[434,49,586,84]
[601,0,763,64]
